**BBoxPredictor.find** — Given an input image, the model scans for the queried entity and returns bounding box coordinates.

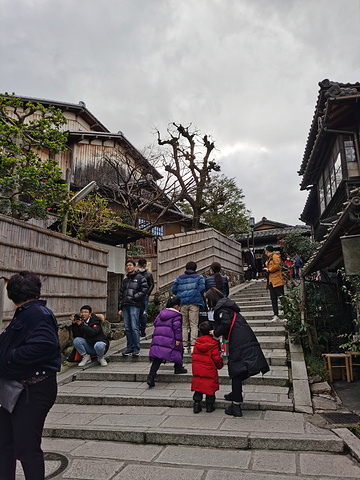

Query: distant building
[236,217,310,276]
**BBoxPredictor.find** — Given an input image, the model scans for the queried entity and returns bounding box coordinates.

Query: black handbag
[0,378,24,413]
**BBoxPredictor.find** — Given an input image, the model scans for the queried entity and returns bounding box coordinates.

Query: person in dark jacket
[172,261,205,350]
[118,259,148,356]
[205,287,269,417]
[245,246,257,281]
[0,271,61,480]
[205,262,229,297]
[191,321,223,413]
[147,296,187,387]
[72,305,110,367]
[137,258,154,337]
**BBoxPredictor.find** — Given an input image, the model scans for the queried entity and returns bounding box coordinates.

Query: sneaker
[122,349,133,356]
[132,351,140,357]
[270,315,280,322]
[98,357,107,367]
[78,354,91,367]
[225,402,242,417]
[147,374,155,387]
[193,403,202,414]
[206,403,216,413]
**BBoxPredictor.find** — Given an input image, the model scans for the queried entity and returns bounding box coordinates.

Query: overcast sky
[1,0,359,226]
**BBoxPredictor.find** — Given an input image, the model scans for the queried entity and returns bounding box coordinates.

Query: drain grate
[44,452,69,479]
[321,412,360,424]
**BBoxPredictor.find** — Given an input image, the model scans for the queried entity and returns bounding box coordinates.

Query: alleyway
[16,281,360,479]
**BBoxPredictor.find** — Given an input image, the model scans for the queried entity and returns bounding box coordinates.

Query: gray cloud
[1,0,359,225]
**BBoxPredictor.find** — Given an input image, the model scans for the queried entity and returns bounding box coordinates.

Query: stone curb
[288,337,313,414]
[333,427,360,463]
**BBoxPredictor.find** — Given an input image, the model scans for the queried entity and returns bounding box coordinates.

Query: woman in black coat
[205,287,269,417]
[0,271,61,480]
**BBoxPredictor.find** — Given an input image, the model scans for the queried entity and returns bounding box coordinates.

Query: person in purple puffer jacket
[147,296,187,387]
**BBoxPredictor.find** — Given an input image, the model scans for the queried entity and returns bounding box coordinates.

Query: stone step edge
[55,393,293,411]
[43,425,344,453]
[66,372,291,387]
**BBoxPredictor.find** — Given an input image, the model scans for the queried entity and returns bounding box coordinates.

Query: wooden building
[8,96,193,243]
[298,80,360,275]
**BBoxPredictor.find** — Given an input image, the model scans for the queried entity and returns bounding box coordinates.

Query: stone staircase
[44,280,344,453]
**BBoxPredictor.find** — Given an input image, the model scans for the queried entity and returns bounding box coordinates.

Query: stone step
[237,303,273,311]
[55,377,292,410]
[43,405,344,453]
[70,362,290,387]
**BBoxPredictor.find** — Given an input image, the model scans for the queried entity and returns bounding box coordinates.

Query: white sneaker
[270,315,280,322]
[98,357,107,367]
[78,354,91,367]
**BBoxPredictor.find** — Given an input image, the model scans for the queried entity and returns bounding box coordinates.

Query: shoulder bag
[0,378,25,413]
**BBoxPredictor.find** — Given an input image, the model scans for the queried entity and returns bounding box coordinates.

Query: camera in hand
[74,313,82,321]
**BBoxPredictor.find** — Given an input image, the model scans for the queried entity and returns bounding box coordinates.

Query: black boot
[174,364,187,374]
[225,402,242,417]
[147,374,155,388]
[140,329,146,337]
[206,403,215,413]
[193,402,202,414]
[224,392,243,402]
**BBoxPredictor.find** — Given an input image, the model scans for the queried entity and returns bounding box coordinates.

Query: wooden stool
[348,351,360,382]
[322,353,351,383]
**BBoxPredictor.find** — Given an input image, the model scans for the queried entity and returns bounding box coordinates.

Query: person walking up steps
[172,261,205,352]
[263,245,285,322]
[147,296,187,387]
[191,321,223,413]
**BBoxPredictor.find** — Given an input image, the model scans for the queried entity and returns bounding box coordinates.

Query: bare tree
[157,123,220,229]
[95,146,185,231]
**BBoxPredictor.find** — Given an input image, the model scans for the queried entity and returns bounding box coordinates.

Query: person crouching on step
[147,296,187,387]
[191,320,223,413]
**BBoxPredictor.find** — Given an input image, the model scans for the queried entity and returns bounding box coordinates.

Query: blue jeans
[140,296,149,332]
[123,305,141,353]
[73,337,107,358]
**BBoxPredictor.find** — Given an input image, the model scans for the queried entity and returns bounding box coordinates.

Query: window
[318,139,343,213]
[139,218,163,237]
[344,137,359,178]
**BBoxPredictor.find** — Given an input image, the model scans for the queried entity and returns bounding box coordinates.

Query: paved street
[15,281,360,479]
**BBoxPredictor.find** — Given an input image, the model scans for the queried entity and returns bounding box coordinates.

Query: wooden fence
[0,214,108,331]
[157,228,242,292]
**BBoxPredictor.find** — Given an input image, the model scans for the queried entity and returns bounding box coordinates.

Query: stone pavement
[16,281,360,478]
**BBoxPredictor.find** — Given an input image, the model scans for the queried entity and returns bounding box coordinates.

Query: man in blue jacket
[172,261,205,351]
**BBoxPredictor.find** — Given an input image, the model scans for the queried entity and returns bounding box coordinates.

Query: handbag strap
[227,312,237,341]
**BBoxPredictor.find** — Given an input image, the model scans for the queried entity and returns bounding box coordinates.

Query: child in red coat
[191,321,223,413]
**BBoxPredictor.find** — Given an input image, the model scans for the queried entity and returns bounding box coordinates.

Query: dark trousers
[0,375,57,480]
[193,391,215,405]
[269,284,284,316]
[149,357,182,377]
[232,374,243,403]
